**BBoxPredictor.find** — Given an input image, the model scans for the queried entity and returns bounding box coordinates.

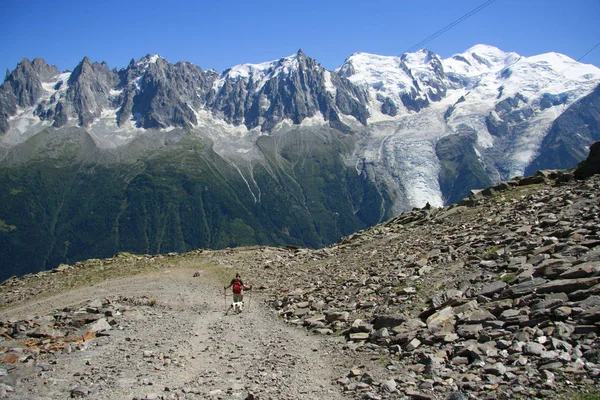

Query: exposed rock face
[123,56,218,129]
[64,57,119,127]
[0,58,59,132]
[1,51,369,134]
[436,128,492,204]
[400,49,448,111]
[211,50,369,132]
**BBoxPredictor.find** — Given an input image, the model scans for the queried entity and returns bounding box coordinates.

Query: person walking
[224,272,252,313]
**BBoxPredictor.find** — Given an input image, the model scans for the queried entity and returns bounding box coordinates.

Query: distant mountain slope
[0,126,387,281]
[0,45,599,278]
[525,83,600,175]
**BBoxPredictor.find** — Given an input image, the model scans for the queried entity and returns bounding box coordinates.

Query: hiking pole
[224,288,227,313]
[247,288,252,311]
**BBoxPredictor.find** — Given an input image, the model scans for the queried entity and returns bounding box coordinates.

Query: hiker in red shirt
[224,273,252,313]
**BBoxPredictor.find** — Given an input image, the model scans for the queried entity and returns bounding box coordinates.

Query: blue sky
[2,0,599,75]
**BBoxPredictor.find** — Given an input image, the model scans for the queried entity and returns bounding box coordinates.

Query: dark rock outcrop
[574,140,600,179]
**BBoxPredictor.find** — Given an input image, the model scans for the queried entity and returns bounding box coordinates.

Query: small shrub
[500,274,516,282]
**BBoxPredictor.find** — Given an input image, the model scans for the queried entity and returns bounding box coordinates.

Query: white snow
[323,70,337,97]
[337,52,415,119]
[215,53,305,94]
[441,45,600,180]
[335,44,600,209]
[136,54,162,68]
[299,113,327,127]
[444,44,521,76]
[258,94,271,111]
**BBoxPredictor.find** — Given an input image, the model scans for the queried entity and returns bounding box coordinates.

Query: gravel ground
[0,267,350,400]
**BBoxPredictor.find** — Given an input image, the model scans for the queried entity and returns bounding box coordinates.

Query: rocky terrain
[1,151,600,399]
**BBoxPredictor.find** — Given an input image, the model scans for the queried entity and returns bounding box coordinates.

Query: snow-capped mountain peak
[443,44,521,77]
[401,48,437,66]
[136,53,163,68]
[218,49,311,90]
[336,52,412,104]
[465,44,512,62]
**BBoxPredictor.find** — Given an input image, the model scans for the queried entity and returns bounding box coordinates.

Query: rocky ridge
[1,160,600,398]
[0,50,369,135]
[210,168,600,398]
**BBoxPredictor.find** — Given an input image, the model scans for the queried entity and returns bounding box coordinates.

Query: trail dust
[0,265,350,399]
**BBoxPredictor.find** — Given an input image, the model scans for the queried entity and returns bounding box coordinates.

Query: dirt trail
[0,267,349,399]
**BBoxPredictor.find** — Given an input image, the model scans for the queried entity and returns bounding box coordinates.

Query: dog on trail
[229,301,244,314]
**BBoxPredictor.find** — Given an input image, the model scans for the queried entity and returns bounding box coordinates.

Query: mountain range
[1,45,599,280]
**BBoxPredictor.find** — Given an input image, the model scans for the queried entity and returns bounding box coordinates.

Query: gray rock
[431,289,464,309]
[380,379,397,393]
[459,309,496,323]
[406,389,434,399]
[451,356,470,365]
[537,277,600,294]
[373,328,389,339]
[578,306,600,322]
[71,386,89,398]
[87,318,112,333]
[576,295,600,309]
[346,382,371,391]
[449,393,469,400]
[483,362,507,375]
[456,324,483,339]
[349,332,369,341]
[372,314,406,329]
[426,306,456,332]
[351,319,374,333]
[405,338,421,351]
[559,262,600,279]
[575,141,600,178]
[503,278,548,297]
[554,322,576,338]
[553,306,572,319]
[524,342,546,356]
[326,311,350,322]
[485,299,514,316]
[535,259,573,278]
[477,281,507,297]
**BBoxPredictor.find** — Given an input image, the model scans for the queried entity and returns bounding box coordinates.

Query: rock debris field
[1,168,600,400]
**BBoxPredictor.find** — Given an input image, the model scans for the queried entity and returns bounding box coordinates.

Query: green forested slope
[0,127,389,280]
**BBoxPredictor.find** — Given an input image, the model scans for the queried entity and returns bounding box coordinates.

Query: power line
[575,41,600,63]
[404,0,498,54]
